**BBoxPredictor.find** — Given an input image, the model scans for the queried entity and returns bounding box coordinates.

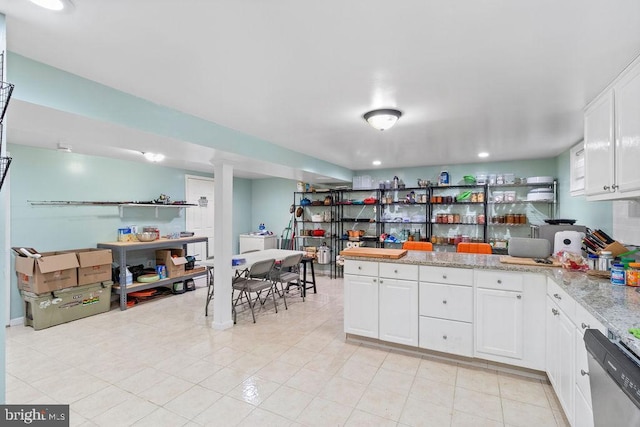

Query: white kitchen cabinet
[585,58,640,200]
[475,288,523,359]
[574,387,594,427]
[419,266,474,356]
[613,59,640,197]
[344,274,379,338]
[419,316,473,357]
[379,278,418,346]
[546,296,576,426]
[584,90,615,198]
[474,270,545,370]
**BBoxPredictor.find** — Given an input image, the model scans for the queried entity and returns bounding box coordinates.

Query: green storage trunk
[22,281,113,330]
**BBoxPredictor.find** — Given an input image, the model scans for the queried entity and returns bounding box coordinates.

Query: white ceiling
[1,0,640,179]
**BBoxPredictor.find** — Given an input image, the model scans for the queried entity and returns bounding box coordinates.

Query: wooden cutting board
[340,247,408,259]
[499,256,561,267]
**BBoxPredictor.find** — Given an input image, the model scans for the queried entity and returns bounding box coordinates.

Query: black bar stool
[300,256,317,297]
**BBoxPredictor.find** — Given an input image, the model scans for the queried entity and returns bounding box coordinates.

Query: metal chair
[270,253,303,305]
[231,258,277,323]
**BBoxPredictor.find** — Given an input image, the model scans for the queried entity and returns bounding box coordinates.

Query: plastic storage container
[626,263,640,287]
[611,263,626,285]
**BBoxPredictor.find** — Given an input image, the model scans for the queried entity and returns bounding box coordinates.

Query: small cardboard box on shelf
[14,251,79,294]
[72,248,113,286]
[155,249,187,278]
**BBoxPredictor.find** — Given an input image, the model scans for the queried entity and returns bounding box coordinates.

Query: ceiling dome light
[372,160,382,166]
[478,152,490,158]
[28,0,73,11]
[143,152,165,162]
[363,109,402,131]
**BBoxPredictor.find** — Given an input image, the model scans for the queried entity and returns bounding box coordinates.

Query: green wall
[7,144,252,319]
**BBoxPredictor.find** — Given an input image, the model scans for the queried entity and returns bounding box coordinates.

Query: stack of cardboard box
[14,248,113,330]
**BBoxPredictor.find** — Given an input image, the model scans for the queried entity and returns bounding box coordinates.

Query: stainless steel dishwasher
[584,329,640,427]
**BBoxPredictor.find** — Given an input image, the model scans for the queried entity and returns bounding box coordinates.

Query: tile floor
[5,276,570,426]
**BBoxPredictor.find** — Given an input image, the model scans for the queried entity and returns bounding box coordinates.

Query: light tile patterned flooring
[6,276,570,426]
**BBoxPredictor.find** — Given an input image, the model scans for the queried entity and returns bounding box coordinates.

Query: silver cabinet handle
[358,266,362,270]
[552,308,559,316]
[553,293,561,300]
[497,279,502,284]
[603,185,610,191]
[372,278,377,283]
[442,300,447,304]
[379,279,383,284]
[581,369,589,376]
[612,184,619,191]
[442,335,448,340]
[442,275,447,279]
[517,295,522,299]
[394,269,398,273]
[581,322,589,329]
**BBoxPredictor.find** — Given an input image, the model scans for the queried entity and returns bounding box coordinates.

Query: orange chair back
[456,242,492,254]
[402,241,433,251]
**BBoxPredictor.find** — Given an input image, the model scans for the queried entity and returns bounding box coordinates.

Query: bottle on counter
[598,251,613,271]
[587,254,599,270]
[627,263,640,287]
[611,263,626,285]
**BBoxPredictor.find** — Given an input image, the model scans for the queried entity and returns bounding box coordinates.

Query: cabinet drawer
[475,270,523,292]
[419,266,473,286]
[419,283,473,322]
[379,262,419,281]
[547,277,576,322]
[575,303,606,335]
[419,316,473,357]
[344,260,378,277]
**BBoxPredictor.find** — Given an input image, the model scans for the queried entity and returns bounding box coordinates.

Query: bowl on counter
[136,232,158,242]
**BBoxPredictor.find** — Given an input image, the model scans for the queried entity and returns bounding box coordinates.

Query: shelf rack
[98,235,209,310]
[27,201,198,218]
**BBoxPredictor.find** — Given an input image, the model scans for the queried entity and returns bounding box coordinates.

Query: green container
[22,281,112,330]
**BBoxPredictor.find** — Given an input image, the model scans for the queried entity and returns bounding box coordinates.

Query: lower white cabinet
[474,270,545,370]
[546,296,576,426]
[419,266,474,356]
[379,278,418,346]
[574,387,594,427]
[344,274,379,338]
[475,288,523,359]
[419,316,473,357]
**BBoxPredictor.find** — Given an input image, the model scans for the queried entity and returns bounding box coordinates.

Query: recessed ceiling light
[478,152,489,158]
[143,152,165,162]
[372,160,382,166]
[28,0,73,11]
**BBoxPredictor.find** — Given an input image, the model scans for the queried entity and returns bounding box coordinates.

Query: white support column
[212,161,234,330]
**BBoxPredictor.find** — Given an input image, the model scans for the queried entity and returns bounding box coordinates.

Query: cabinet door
[344,274,379,338]
[379,278,418,346]
[575,387,595,427]
[546,298,575,426]
[584,90,615,198]
[475,288,523,359]
[615,61,640,196]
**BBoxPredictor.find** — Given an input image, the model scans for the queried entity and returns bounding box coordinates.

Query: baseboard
[9,317,24,327]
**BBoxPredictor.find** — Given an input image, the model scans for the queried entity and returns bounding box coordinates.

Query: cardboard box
[74,248,113,286]
[155,249,187,278]
[15,251,79,294]
[22,281,112,330]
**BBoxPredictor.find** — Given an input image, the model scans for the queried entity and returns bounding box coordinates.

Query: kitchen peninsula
[342,248,640,427]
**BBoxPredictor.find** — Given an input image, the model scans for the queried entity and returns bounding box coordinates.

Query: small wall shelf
[28,201,197,218]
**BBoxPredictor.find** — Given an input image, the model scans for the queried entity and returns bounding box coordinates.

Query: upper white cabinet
[584,58,640,200]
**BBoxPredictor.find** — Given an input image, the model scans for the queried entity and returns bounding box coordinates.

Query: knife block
[601,241,628,258]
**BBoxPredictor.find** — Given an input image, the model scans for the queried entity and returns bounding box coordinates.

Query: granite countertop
[342,251,640,357]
